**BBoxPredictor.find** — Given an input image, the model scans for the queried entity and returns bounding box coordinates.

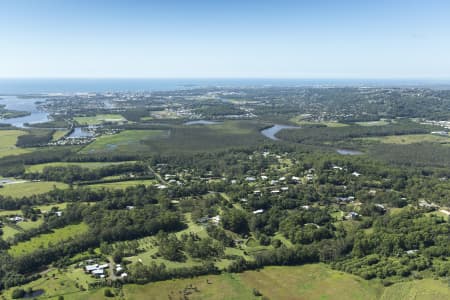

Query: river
[0,95,49,127]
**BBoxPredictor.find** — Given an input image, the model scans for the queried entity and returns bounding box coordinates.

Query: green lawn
[0,181,68,198]
[0,129,32,158]
[74,114,126,125]
[52,129,68,141]
[9,223,89,257]
[1,225,21,240]
[25,161,136,173]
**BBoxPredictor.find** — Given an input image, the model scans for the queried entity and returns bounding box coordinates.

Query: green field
[74,114,127,125]
[361,134,450,144]
[123,264,384,300]
[0,203,69,217]
[87,179,157,189]
[52,129,68,141]
[9,223,89,257]
[144,121,265,154]
[355,120,391,126]
[25,161,136,173]
[80,130,167,154]
[0,130,32,158]
[0,181,68,197]
[381,278,450,300]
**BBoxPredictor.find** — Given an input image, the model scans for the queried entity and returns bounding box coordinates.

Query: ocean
[1,78,449,94]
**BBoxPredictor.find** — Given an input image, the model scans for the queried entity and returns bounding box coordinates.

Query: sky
[0,0,449,79]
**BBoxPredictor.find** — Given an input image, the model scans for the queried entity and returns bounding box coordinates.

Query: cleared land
[361,134,450,145]
[0,181,68,197]
[80,130,168,154]
[123,264,384,300]
[381,278,450,300]
[9,223,89,257]
[0,130,32,158]
[74,114,126,125]
[144,121,265,154]
[87,179,157,189]
[25,161,136,173]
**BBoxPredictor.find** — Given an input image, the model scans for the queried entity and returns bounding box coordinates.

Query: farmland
[74,114,126,125]
[0,181,68,197]
[80,130,168,154]
[8,223,89,257]
[25,161,136,173]
[0,130,32,158]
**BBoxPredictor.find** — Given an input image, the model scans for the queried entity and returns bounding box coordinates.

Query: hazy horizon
[1,0,450,79]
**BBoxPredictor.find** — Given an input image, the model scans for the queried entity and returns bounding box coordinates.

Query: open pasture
[9,223,89,257]
[74,114,126,125]
[25,161,136,173]
[80,130,167,154]
[0,181,68,197]
[0,129,32,158]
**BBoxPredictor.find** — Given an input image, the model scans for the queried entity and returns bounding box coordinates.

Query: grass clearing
[52,129,68,141]
[74,114,126,125]
[289,116,348,127]
[355,120,391,126]
[9,223,89,257]
[381,278,450,300]
[0,181,68,197]
[25,161,136,173]
[123,264,385,300]
[0,129,32,158]
[361,134,450,144]
[87,179,157,189]
[81,130,167,154]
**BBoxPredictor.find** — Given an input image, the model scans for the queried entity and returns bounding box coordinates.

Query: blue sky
[0,0,449,78]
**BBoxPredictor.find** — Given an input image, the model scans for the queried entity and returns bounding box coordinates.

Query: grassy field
[381,278,450,300]
[0,203,69,217]
[0,181,68,197]
[80,130,167,154]
[52,129,68,141]
[74,114,126,125]
[87,179,157,189]
[143,121,266,154]
[123,264,384,300]
[362,134,450,144]
[25,161,136,173]
[355,120,391,126]
[0,129,32,158]
[1,225,21,240]
[9,223,89,257]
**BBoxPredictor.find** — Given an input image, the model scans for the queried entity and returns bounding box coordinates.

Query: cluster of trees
[24,162,149,184]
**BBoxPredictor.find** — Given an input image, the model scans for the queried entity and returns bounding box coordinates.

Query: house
[8,216,24,223]
[301,205,310,210]
[92,269,104,277]
[279,176,286,181]
[120,273,128,278]
[345,212,360,220]
[55,211,63,217]
[245,176,256,182]
[210,215,220,225]
[332,166,343,171]
[291,176,300,182]
[253,209,264,214]
[85,264,99,273]
[281,187,289,191]
[439,209,450,216]
[261,175,268,180]
[271,190,280,194]
[270,180,278,185]
[126,206,135,210]
[352,172,361,177]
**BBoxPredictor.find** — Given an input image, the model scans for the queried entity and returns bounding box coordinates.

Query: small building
[245,176,256,182]
[352,172,361,177]
[253,209,264,214]
[345,212,360,220]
